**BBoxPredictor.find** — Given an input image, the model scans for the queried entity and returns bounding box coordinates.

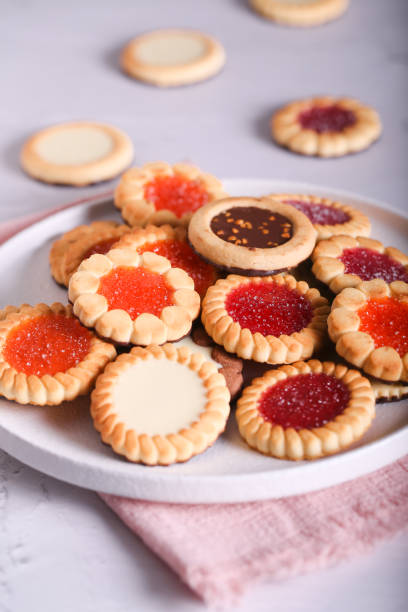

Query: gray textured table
[1,1,407,610]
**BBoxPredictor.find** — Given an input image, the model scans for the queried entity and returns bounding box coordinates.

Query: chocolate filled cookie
[188,196,317,275]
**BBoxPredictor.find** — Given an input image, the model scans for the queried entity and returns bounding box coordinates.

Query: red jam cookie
[114,161,227,227]
[328,279,408,381]
[298,105,356,133]
[269,194,371,240]
[271,96,381,157]
[68,247,200,345]
[236,359,375,460]
[115,224,217,298]
[225,281,313,337]
[49,221,130,287]
[0,303,116,405]
[201,273,330,364]
[312,236,408,293]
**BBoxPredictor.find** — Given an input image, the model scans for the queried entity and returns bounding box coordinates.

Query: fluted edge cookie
[249,0,349,27]
[312,235,408,293]
[328,279,408,381]
[115,224,217,298]
[121,29,226,87]
[271,96,381,157]
[69,247,200,345]
[202,274,330,364]
[188,196,317,275]
[0,303,116,405]
[91,343,230,465]
[49,221,130,287]
[21,121,134,186]
[369,378,408,403]
[114,161,227,227]
[268,194,371,240]
[236,359,375,461]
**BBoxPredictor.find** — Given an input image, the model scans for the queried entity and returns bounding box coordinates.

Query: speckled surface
[1,0,407,610]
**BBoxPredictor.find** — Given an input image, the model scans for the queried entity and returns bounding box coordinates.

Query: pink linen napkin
[1,198,408,608]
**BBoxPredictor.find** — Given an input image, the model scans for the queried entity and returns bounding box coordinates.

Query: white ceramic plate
[0,179,407,503]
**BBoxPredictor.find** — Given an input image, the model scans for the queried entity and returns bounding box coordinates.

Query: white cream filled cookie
[21,121,134,185]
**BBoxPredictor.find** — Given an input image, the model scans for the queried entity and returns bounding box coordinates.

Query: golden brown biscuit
[201,274,329,363]
[21,121,134,185]
[0,303,116,405]
[271,96,381,157]
[91,343,230,465]
[188,196,317,275]
[236,359,375,460]
[249,0,349,27]
[69,247,200,345]
[121,29,226,87]
[49,221,130,287]
[268,194,371,240]
[328,280,408,381]
[312,235,408,293]
[114,161,227,228]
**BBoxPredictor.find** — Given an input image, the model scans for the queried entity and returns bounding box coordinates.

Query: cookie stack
[1,161,407,465]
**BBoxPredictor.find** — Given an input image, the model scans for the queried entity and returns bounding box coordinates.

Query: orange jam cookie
[0,303,116,405]
[201,274,329,364]
[236,360,375,461]
[328,279,408,381]
[68,247,200,345]
[268,194,371,240]
[49,221,130,287]
[91,343,230,465]
[115,224,217,298]
[114,161,227,227]
[271,96,381,157]
[312,235,408,293]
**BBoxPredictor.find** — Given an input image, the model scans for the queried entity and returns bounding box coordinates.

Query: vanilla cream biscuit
[91,343,230,465]
[249,0,349,27]
[121,29,226,87]
[21,122,134,185]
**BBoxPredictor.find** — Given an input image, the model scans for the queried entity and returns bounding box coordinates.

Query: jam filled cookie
[369,379,408,404]
[328,280,408,381]
[69,247,200,345]
[201,274,329,363]
[121,29,226,87]
[268,194,371,240]
[49,221,130,287]
[188,196,317,275]
[115,224,217,298]
[249,0,349,27]
[0,303,116,405]
[91,343,230,465]
[21,121,134,185]
[271,97,381,157]
[312,236,408,293]
[114,162,227,228]
[236,360,375,460]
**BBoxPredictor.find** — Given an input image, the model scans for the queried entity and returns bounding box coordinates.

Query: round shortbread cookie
[271,97,381,157]
[249,0,349,27]
[91,343,230,465]
[121,29,226,87]
[21,121,134,186]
